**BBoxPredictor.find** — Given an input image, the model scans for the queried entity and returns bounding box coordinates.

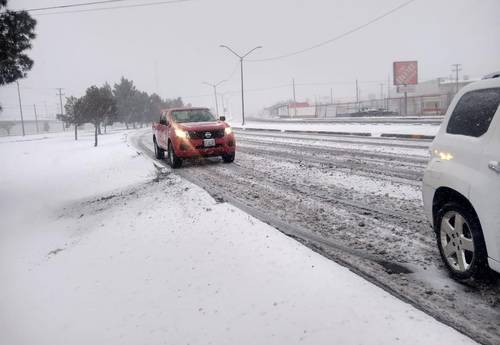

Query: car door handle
[489,161,500,173]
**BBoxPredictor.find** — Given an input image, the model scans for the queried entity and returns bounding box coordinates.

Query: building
[259,76,478,119]
[263,101,317,118]
[387,77,477,115]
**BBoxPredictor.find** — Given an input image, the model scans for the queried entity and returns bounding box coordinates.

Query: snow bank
[238,121,440,137]
[0,130,475,345]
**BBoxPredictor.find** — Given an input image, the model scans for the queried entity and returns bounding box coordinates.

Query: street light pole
[203,80,226,116]
[220,93,226,117]
[239,58,245,123]
[219,44,262,126]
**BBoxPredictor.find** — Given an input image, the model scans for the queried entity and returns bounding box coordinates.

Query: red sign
[393,61,418,85]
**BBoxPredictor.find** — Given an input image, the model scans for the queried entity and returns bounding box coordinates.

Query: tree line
[58,77,184,146]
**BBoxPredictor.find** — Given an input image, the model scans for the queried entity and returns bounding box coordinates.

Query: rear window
[446,88,500,137]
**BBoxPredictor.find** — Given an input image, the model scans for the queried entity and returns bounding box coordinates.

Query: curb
[234,127,435,140]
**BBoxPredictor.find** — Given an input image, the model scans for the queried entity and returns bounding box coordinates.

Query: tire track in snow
[130,129,500,345]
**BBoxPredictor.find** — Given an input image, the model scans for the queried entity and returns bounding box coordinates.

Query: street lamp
[202,80,226,116]
[219,44,262,126]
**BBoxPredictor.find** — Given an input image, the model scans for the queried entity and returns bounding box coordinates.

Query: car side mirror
[219,116,226,121]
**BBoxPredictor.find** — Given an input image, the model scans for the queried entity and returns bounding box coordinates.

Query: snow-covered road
[0,130,482,345]
[131,128,500,345]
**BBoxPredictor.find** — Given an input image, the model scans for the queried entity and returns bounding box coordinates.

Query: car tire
[154,137,165,160]
[167,141,182,169]
[222,153,235,163]
[435,201,488,281]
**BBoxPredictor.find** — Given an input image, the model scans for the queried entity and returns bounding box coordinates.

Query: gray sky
[1,0,499,121]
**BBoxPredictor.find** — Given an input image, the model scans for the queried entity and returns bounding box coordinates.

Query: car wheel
[167,142,182,169]
[222,152,235,163]
[435,202,488,281]
[154,137,164,159]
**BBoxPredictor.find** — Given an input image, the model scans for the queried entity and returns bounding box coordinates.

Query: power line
[224,62,240,81]
[30,0,195,16]
[22,0,131,12]
[248,0,417,62]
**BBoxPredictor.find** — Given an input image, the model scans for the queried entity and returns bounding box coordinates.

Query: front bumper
[422,182,435,226]
[173,136,236,158]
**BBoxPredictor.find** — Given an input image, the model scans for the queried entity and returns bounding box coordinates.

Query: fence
[270,92,454,118]
[0,121,130,137]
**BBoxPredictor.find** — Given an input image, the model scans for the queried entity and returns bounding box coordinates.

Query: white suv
[423,74,500,280]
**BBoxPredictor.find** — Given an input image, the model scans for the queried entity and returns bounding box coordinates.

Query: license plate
[203,138,215,147]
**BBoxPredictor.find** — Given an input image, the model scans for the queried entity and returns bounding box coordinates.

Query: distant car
[152,107,236,168]
[422,74,500,280]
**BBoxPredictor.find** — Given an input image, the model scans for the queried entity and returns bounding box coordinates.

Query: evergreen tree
[146,93,163,124]
[57,96,84,140]
[0,0,37,85]
[80,85,116,147]
[113,77,137,129]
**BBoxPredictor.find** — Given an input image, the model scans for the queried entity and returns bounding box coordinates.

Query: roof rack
[482,72,500,79]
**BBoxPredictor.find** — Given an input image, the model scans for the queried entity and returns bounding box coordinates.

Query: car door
[468,88,500,266]
[431,88,491,197]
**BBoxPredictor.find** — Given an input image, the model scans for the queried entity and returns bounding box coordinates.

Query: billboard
[393,61,418,85]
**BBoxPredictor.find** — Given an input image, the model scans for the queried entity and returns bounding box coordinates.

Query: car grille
[188,129,224,139]
[195,143,224,149]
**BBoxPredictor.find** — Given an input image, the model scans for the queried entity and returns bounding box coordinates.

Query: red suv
[152,107,236,168]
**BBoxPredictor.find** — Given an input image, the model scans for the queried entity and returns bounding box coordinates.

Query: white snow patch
[0,130,475,345]
[240,121,440,136]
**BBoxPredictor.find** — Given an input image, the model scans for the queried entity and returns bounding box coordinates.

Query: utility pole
[220,44,262,126]
[451,64,462,94]
[33,104,39,134]
[355,79,360,112]
[203,80,226,116]
[56,88,65,131]
[16,81,25,136]
[379,83,384,110]
[330,88,334,104]
[387,74,391,111]
[292,78,297,118]
[404,88,408,116]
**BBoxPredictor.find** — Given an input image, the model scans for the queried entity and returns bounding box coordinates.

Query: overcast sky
[1,0,499,121]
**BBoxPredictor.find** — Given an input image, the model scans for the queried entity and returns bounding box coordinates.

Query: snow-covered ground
[237,121,440,137]
[0,130,475,345]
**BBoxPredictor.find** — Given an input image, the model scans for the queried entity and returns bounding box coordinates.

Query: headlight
[174,128,189,139]
[224,127,232,135]
[432,149,453,161]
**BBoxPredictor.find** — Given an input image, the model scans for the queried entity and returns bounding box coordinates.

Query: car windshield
[171,109,216,123]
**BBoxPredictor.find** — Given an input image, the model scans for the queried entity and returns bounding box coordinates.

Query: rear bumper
[173,137,235,158]
[488,257,500,274]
